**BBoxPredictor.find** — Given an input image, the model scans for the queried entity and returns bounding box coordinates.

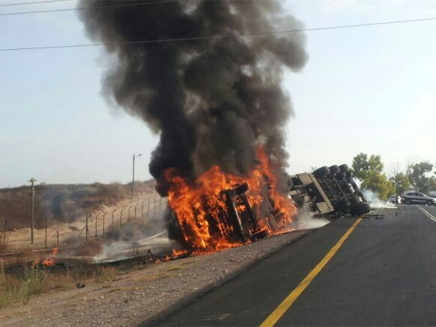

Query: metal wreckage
[166,163,370,250]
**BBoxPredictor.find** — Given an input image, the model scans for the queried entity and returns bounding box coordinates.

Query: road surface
[150,205,436,326]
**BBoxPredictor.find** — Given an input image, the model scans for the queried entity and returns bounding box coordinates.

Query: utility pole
[132,154,142,198]
[29,178,36,245]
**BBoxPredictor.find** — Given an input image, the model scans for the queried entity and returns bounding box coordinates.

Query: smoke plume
[79,0,308,189]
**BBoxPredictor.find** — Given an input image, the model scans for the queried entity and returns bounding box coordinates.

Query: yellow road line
[259,218,363,327]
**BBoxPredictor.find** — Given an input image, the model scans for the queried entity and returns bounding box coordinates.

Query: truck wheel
[339,164,350,173]
[231,183,249,195]
[329,165,340,175]
[291,194,304,208]
[349,194,361,206]
[351,203,371,216]
[313,166,330,178]
[336,198,351,210]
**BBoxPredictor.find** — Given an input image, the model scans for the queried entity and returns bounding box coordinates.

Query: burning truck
[163,154,370,252]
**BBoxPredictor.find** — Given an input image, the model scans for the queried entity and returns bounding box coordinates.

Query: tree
[352,153,384,181]
[361,173,395,201]
[407,162,434,193]
[352,153,393,201]
[390,172,411,195]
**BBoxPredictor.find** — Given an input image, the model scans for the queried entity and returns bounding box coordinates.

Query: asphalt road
[151,205,436,326]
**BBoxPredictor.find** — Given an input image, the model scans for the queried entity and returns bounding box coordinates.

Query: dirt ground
[0,229,311,327]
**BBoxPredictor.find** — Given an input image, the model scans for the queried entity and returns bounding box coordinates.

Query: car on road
[430,191,436,198]
[388,195,398,204]
[401,191,436,206]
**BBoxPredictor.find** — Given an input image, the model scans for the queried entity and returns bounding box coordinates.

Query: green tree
[352,153,383,180]
[407,162,434,193]
[390,172,411,195]
[352,153,394,200]
[361,173,395,201]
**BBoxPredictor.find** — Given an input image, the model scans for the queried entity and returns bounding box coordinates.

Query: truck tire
[291,194,305,208]
[349,194,361,206]
[313,166,330,178]
[339,164,350,173]
[336,198,351,210]
[232,183,249,195]
[329,165,340,175]
[351,202,371,216]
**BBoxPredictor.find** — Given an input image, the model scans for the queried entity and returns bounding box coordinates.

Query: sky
[0,0,435,187]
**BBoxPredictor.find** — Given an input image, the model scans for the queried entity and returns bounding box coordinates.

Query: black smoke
[79,0,308,191]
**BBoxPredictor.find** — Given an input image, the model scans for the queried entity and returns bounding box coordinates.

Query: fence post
[111,209,117,230]
[147,197,150,219]
[159,197,162,212]
[102,212,107,236]
[44,216,48,249]
[85,213,90,241]
[120,206,126,226]
[153,193,156,216]
[128,205,133,220]
[56,231,59,247]
[135,203,140,218]
[95,212,102,239]
[3,218,6,246]
[142,199,145,218]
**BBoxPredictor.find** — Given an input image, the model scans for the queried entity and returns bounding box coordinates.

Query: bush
[0,263,48,308]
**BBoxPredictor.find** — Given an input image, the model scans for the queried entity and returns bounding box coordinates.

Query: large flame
[165,147,296,252]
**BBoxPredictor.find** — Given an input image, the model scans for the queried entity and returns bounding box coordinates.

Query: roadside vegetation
[0,261,124,309]
[351,153,436,200]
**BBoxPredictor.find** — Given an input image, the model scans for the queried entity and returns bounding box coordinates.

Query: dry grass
[0,263,123,309]
[0,243,8,255]
[0,263,48,308]
[0,181,155,231]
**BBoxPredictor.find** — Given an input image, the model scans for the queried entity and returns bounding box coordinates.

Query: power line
[1,0,74,7]
[1,0,191,6]
[0,0,177,16]
[0,0,162,6]
[1,16,435,52]
[0,0,299,15]
[0,0,262,6]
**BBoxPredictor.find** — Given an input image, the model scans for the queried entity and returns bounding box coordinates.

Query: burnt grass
[0,181,155,232]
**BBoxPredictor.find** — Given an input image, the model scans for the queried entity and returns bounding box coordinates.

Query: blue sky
[1,0,435,187]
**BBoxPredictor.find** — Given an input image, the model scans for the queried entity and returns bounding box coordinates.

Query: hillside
[0,181,156,231]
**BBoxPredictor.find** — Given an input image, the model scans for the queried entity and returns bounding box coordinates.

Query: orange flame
[41,247,58,267]
[165,146,296,252]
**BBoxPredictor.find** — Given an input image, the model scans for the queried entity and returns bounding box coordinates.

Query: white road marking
[419,207,436,223]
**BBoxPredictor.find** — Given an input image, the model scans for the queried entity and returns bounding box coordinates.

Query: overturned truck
[289,164,370,218]
[166,164,370,249]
